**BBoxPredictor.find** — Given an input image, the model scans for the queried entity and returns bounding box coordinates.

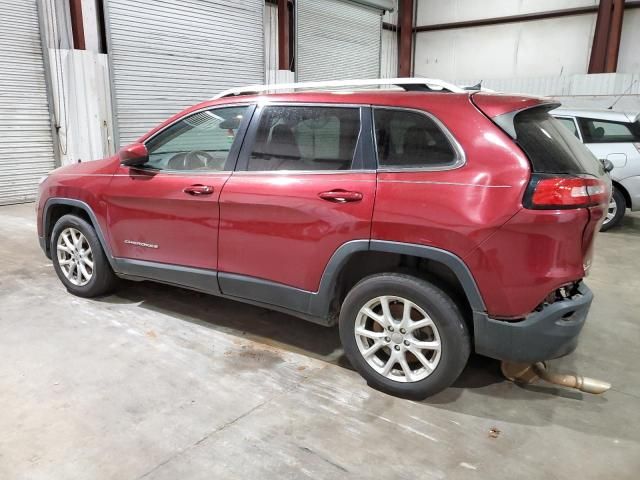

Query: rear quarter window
[373,108,461,169]
[514,107,603,176]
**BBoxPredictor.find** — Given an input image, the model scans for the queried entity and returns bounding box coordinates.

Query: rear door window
[513,107,603,176]
[246,106,360,171]
[577,117,640,143]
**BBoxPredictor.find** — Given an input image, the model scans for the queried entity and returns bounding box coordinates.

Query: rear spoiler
[471,92,560,138]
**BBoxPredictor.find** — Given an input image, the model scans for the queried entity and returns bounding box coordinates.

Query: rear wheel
[339,273,470,399]
[601,187,625,231]
[51,214,118,297]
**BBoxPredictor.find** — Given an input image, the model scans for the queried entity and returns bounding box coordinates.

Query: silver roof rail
[212,77,466,99]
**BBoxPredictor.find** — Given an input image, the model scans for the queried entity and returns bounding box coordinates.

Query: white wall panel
[416,0,598,25]
[618,9,640,73]
[47,50,114,166]
[264,2,279,81]
[381,29,398,78]
[454,73,640,111]
[414,14,596,79]
[81,0,102,53]
[381,0,398,78]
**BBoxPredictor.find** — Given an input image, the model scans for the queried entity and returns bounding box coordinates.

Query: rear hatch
[473,93,611,276]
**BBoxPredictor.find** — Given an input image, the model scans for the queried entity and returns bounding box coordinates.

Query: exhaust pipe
[501,361,611,394]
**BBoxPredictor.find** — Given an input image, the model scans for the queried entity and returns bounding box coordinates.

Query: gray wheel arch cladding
[309,239,487,319]
[43,198,115,269]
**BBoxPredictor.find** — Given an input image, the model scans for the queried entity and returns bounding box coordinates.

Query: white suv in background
[552,108,640,230]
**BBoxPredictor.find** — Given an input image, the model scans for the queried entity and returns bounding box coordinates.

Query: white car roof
[552,108,639,123]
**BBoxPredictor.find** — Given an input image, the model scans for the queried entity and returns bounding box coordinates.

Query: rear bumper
[473,283,593,363]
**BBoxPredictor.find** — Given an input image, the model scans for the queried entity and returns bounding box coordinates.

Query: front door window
[144,106,249,172]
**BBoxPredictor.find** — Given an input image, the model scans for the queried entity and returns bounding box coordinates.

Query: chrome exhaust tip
[501,361,611,394]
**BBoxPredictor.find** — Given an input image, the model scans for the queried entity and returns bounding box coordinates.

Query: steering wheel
[186,150,214,168]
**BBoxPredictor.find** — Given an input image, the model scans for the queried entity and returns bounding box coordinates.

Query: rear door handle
[183,184,214,196]
[318,189,363,203]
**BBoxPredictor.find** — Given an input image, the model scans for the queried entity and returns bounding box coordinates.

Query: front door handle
[183,184,214,196]
[318,189,363,203]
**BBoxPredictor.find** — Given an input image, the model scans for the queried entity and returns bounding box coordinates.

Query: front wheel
[339,273,470,400]
[50,214,118,297]
[601,187,625,231]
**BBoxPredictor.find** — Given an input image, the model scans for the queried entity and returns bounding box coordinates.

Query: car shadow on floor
[100,280,344,360]
[95,278,626,438]
[99,279,505,388]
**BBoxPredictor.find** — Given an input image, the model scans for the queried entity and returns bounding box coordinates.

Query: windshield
[514,106,604,177]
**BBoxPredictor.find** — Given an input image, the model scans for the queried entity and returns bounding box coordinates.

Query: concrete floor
[1,203,639,480]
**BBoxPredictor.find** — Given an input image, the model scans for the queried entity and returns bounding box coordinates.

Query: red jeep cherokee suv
[37,80,610,399]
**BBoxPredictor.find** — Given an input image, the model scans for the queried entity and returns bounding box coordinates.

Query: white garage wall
[416,0,598,25]
[80,0,103,53]
[414,0,598,80]
[381,1,398,78]
[46,50,114,165]
[381,29,398,78]
[264,2,279,82]
[618,9,640,73]
[413,0,639,110]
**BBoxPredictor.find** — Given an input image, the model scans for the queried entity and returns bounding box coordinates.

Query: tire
[339,273,470,400]
[50,214,118,298]
[601,187,625,232]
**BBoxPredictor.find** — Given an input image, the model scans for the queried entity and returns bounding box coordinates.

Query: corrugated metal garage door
[296,0,384,82]
[105,0,265,147]
[0,0,56,205]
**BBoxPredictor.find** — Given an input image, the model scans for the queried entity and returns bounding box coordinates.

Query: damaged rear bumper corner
[473,282,593,363]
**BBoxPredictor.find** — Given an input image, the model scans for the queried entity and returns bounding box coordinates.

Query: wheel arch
[43,198,115,268]
[612,180,631,209]
[310,240,487,325]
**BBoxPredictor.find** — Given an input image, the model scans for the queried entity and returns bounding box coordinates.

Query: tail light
[524,174,609,209]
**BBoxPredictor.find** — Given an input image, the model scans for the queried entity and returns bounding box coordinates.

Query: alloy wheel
[603,197,617,225]
[56,227,94,286]
[354,295,442,383]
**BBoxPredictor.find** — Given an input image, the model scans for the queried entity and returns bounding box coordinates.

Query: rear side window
[577,117,640,143]
[374,109,458,168]
[247,106,360,171]
[514,107,603,176]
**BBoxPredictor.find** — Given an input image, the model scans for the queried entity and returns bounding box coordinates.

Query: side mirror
[119,143,149,167]
[600,158,614,173]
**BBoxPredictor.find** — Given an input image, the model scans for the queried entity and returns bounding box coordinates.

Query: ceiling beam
[277,0,291,71]
[604,0,625,73]
[69,0,86,50]
[589,0,614,73]
[410,2,639,33]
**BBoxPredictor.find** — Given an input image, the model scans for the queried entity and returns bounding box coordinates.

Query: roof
[134,88,549,144]
[552,108,640,123]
